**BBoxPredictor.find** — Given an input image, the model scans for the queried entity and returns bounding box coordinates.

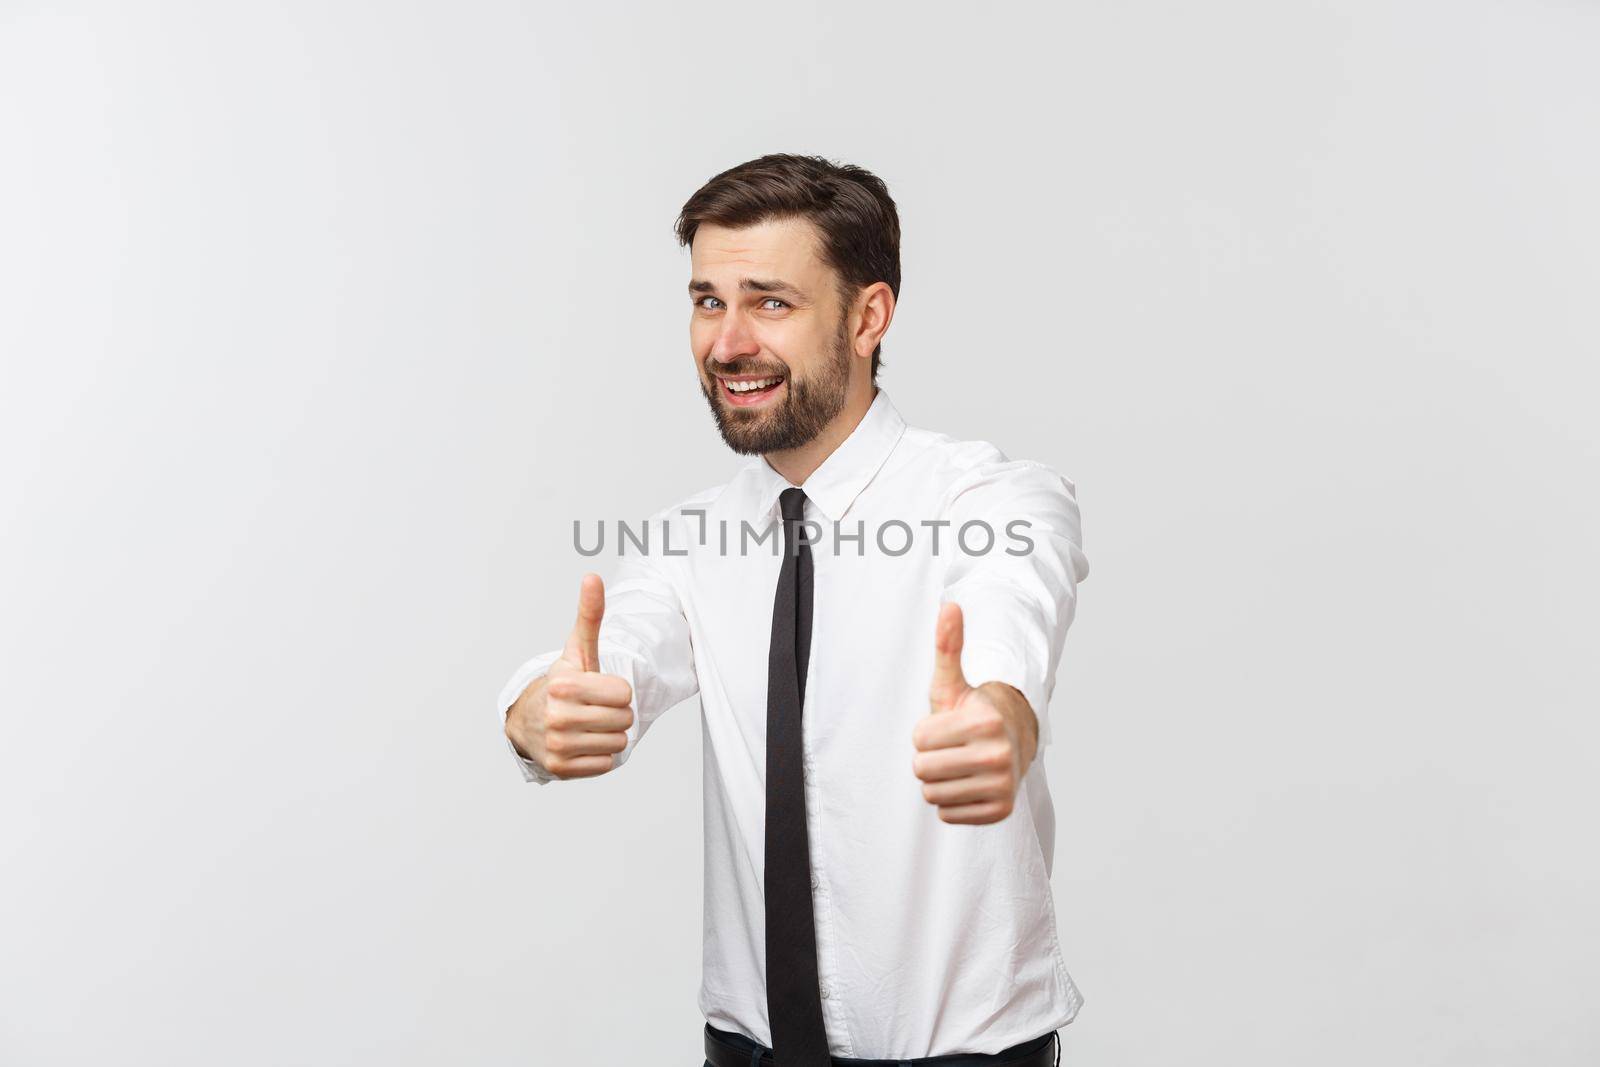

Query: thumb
[929,600,970,712]
[562,572,605,672]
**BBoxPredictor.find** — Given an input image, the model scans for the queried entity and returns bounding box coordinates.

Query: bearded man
[500,153,1090,1067]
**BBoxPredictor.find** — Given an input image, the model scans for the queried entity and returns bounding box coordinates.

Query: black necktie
[766,487,829,1064]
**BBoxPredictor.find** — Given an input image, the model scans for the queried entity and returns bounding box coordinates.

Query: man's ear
[852,281,896,360]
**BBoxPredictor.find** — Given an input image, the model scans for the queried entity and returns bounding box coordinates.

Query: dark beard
[699,315,853,456]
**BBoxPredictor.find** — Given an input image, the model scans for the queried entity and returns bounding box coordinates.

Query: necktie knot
[779,486,807,523]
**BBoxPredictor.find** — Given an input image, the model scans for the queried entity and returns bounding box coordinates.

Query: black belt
[704,1022,1059,1067]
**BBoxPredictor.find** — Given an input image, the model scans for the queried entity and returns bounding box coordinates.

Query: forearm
[940,456,1088,759]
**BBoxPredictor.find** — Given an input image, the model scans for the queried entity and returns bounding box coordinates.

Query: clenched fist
[911,601,1039,824]
[505,573,636,779]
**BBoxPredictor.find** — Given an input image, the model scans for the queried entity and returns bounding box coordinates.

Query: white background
[3,2,1597,1064]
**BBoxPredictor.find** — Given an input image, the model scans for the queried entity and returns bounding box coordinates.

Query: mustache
[707,360,788,379]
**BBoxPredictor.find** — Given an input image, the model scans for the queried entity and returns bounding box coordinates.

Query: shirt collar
[747,387,906,524]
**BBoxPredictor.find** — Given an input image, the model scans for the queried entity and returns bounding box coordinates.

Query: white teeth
[727,377,780,393]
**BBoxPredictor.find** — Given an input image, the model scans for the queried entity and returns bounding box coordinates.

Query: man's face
[688,218,857,455]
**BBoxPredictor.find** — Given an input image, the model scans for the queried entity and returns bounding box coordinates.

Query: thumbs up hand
[505,573,636,779]
[911,601,1039,824]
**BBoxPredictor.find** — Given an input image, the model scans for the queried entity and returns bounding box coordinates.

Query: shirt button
[820,985,831,1000]
[809,873,819,890]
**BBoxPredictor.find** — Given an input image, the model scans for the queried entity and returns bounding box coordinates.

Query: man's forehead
[690,218,824,274]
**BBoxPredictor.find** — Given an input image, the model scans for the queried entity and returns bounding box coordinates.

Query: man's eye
[761,298,789,310]
[696,296,723,310]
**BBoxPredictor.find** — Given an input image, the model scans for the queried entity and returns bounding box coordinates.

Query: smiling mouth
[718,375,785,406]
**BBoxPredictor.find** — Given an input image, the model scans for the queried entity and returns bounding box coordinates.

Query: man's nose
[708,308,760,364]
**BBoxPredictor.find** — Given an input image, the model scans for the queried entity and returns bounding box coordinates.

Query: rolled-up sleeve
[496,530,700,785]
[937,445,1089,755]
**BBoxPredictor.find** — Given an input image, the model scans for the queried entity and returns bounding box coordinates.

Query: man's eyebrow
[688,278,809,300]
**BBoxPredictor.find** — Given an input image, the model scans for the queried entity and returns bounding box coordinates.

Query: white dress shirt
[497,387,1090,1057]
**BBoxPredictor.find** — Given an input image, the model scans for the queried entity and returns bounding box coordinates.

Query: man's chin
[714,419,780,456]
[713,412,799,455]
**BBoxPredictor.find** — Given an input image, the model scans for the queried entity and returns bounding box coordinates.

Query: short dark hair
[674,153,901,381]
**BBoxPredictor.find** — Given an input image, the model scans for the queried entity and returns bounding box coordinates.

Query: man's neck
[764,383,878,487]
